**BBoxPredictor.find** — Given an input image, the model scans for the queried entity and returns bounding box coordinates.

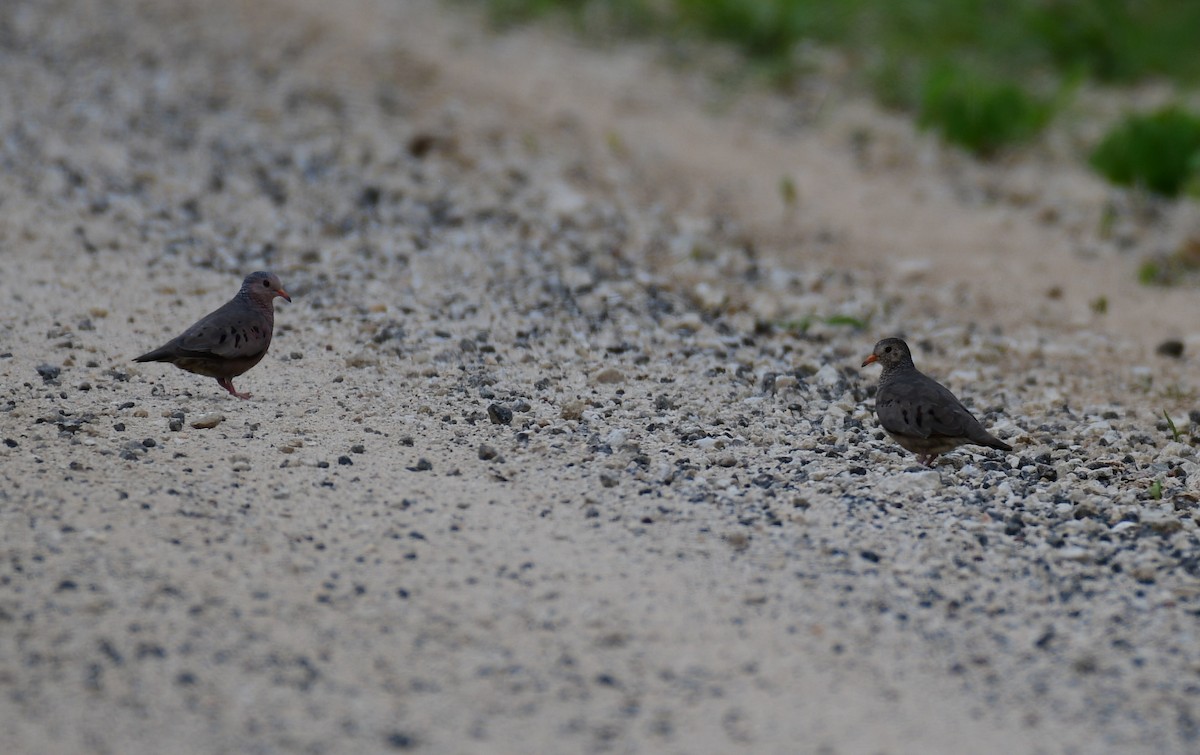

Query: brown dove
[861,337,1012,466]
[134,271,291,399]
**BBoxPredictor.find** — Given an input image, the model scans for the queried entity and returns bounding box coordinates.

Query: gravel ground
[2,1,1200,753]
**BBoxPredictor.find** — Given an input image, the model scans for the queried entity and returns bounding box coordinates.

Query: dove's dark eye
[884,346,893,353]
[262,279,270,287]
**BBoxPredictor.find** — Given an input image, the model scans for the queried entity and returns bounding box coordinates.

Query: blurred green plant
[1138,261,1164,286]
[777,313,869,334]
[482,0,582,25]
[471,0,1200,158]
[917,65,1055,155]
[481,0,655,33]
[1022,0,1200,83]
[1163,410,1181,442]
[672,0,855,60]
[1090,107,1200,198]
[473,0,1200,81]
[779,175,798,208]
[1138,238,1200,286]
[822,314,868,329]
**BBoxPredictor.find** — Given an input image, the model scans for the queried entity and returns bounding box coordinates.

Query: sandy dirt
[2,1,1200,753]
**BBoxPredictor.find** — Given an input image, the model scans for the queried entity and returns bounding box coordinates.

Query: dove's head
[861,337,914,370]
[241,271,291,304]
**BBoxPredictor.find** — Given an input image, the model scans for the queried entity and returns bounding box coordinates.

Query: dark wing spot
[219,333,228,344]
[914,406,924,429]
[901,409,910,425]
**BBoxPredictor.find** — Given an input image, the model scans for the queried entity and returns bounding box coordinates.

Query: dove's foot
[218,378,252,400]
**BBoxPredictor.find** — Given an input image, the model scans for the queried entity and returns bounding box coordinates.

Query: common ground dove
[861,337,1012,466]
[134,271,291,400]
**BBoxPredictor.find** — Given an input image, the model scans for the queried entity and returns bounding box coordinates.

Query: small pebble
[561,400,586,421]
[814,364,841,387]
[594,367,624,384]
[36,364,61,383]
[190,413,224,429]
[487,403,513,425]
[1156,339,1185,358]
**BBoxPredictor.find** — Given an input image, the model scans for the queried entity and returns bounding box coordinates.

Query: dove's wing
[876,370,986,441]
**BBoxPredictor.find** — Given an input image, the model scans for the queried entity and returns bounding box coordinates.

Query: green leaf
[1163,409,1181,442]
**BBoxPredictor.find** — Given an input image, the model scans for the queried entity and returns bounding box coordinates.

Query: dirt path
[2,1,1199,753]
[300,0,1200,350]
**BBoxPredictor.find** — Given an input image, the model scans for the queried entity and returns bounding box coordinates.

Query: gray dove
[861,337,1012,465]
[134,271,291,399]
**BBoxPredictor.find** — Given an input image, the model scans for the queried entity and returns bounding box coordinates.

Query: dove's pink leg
[217,377,251,400]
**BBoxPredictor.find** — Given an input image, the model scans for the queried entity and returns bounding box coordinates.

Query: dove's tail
[982,434,1012,452]
[133,345,176,363]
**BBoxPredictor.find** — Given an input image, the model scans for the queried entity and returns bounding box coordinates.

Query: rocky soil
[2,0,1199,753]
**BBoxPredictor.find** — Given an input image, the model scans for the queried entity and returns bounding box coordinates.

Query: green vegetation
[917,65,1054,156]
[481,0,654,34]
[1137,243,1200,286]
[778,175,798,208]
[776,313,870,334]
[473,1,1200,168]
[481,0,1200,81]
[671,0,854,60]
[1089,106,1200,197]
[1163,410,1181,442]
